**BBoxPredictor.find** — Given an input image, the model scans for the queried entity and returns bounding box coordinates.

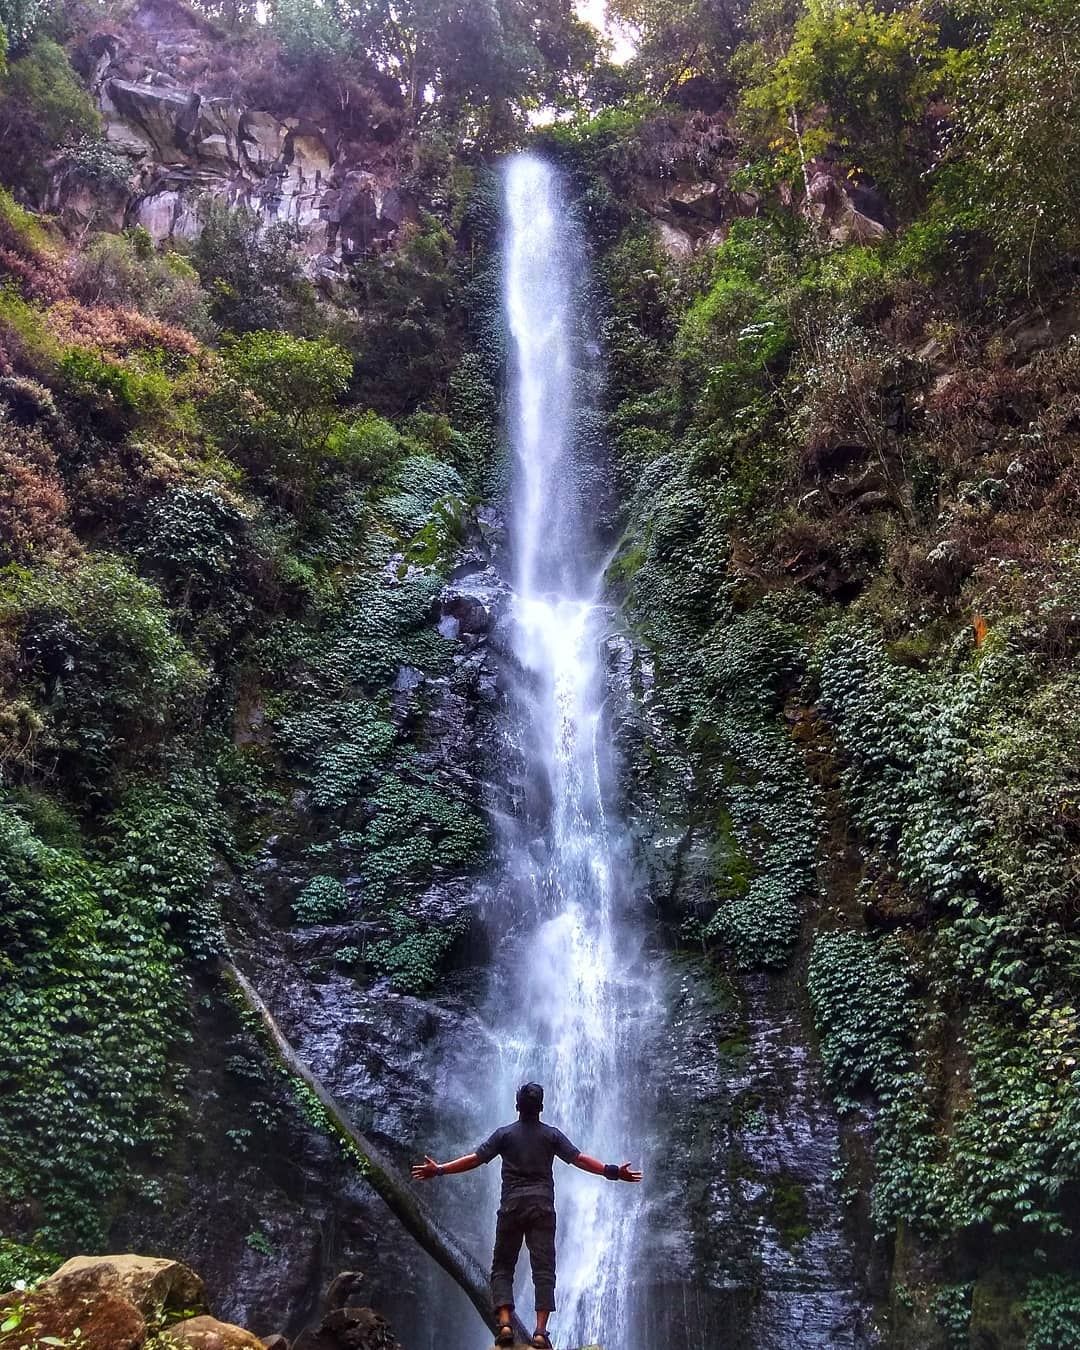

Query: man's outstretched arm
[411,1152,482,1180]
[572,1153,642,1182]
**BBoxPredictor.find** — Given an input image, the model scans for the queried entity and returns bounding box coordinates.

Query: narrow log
[222,962,530,1345]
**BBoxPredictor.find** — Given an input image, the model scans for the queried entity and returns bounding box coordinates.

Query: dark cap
[515,1082,544,1114]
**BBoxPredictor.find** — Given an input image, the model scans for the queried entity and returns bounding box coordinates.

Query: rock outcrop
[52,0,410,274]
[169,1315,269,1349]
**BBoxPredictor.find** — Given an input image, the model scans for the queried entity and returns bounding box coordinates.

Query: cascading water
[433,154,662,1350]
[405,148,883,1350]
[492,153,659,1345]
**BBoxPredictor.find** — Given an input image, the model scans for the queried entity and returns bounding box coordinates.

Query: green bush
[0,40,102,198]
[56,347,172,433]
[381,453,466,538]
[1025,1276,1080,1350]
[69,234,211,335]
[326,410,404,480]
[204,331,351,492]
[292,874,350,924]
[0,804,187,1246]
[740,0,942,205]
[941,0,1080,280]
[0,1236,61,1291]
[0,557,205,786]
[137,485,247,605]
[807,930,913,1108]
[191,201,317,335]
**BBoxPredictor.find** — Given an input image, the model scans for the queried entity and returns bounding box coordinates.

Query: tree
[203,332,353,494]
[940,0,1080,281]
[191,201,318,335]
[0,0,50,55]
[740,0,942,206]
[608,0,755,101]
[269,0,599,139]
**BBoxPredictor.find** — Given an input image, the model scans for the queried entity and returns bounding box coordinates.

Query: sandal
[531,1334,553,1349]
[495,1325,515,1347]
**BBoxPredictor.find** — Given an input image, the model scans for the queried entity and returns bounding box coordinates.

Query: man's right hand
[618,1162,642,1183]
[411,1155,440,1181]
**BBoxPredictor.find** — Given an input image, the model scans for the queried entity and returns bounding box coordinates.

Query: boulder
[655,220,694,261]
[806,167,890,245]
[0,1283,145,1350]
[168,1314,268,1349]
[41,1255,206,1322]
[261,1337,291,1350]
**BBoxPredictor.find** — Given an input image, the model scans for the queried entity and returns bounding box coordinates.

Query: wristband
[603,1163,620,1181]
[435,1164,444,1177]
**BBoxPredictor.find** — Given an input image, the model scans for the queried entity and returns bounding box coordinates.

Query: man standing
[411,1081,642,1348]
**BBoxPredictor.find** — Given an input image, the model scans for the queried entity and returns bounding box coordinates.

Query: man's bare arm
[411,1152,482,1180]
[572,1153,642,1182]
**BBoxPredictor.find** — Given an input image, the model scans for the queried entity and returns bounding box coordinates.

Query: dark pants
[491,1199,557,1312]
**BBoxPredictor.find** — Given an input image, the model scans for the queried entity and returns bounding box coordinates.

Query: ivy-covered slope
[0,78,505,1322]
[537,19,1080,1338]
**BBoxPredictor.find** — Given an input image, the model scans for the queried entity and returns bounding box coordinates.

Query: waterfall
[434,153,661,1350]
[494,154,657,1345]
[412,151,880,1350]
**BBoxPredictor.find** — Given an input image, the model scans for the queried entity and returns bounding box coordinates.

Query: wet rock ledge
[0,1255,401,1350]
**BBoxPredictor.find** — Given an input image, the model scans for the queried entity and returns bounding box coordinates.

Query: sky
[576,0,637,63]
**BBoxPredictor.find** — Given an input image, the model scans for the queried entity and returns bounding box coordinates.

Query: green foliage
[807,930,912,1109]
[941,0,1080,280]
[367,909,467,993]
[607,0,751,99]
[0,0,49,52]
[205,331,351,490]
[382,453,466,538]
[348,216,461,414]
[0,803,187,1246]
[932,1283,973,1347]
[269,0,598,141]
[292,874,350,924]
[137,486,248,606]
[0,40,102,198]
[357,765,488,901]
[56,347,172,433]
[0,1238,60,1292]
[326,411,404,480]
[674,218,797,423]
[1025,1276,1080,1350]
[191,202,317,335]
[740,0,941,203]
[55,135,132,192]
[244,1229,274,1257]
[0,557,205,787]
[278,700,396,810]
[69,234,210,335]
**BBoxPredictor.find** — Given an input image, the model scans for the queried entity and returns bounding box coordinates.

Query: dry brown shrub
[45,298,200,359]
[0,421,77,564]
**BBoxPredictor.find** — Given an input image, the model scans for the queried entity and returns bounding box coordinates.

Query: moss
[769,1175,811,1249]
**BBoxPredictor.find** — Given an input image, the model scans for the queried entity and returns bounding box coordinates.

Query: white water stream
[491,150,660,1347]
[439,154,661,1349]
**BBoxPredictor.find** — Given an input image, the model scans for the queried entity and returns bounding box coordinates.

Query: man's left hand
[411,1155,440,1181]
[618,1162,642,1183]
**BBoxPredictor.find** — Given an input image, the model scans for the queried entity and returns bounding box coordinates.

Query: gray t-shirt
[475,1118,581,1206]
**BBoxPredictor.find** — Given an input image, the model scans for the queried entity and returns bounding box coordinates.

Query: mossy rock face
[769,1174,811,1249]
[969,1275,1027,1349]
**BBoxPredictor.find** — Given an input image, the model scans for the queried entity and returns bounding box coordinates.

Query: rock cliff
[53,0,410,275]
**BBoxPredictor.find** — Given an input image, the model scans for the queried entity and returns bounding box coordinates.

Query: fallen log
[221,962,530,1345]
